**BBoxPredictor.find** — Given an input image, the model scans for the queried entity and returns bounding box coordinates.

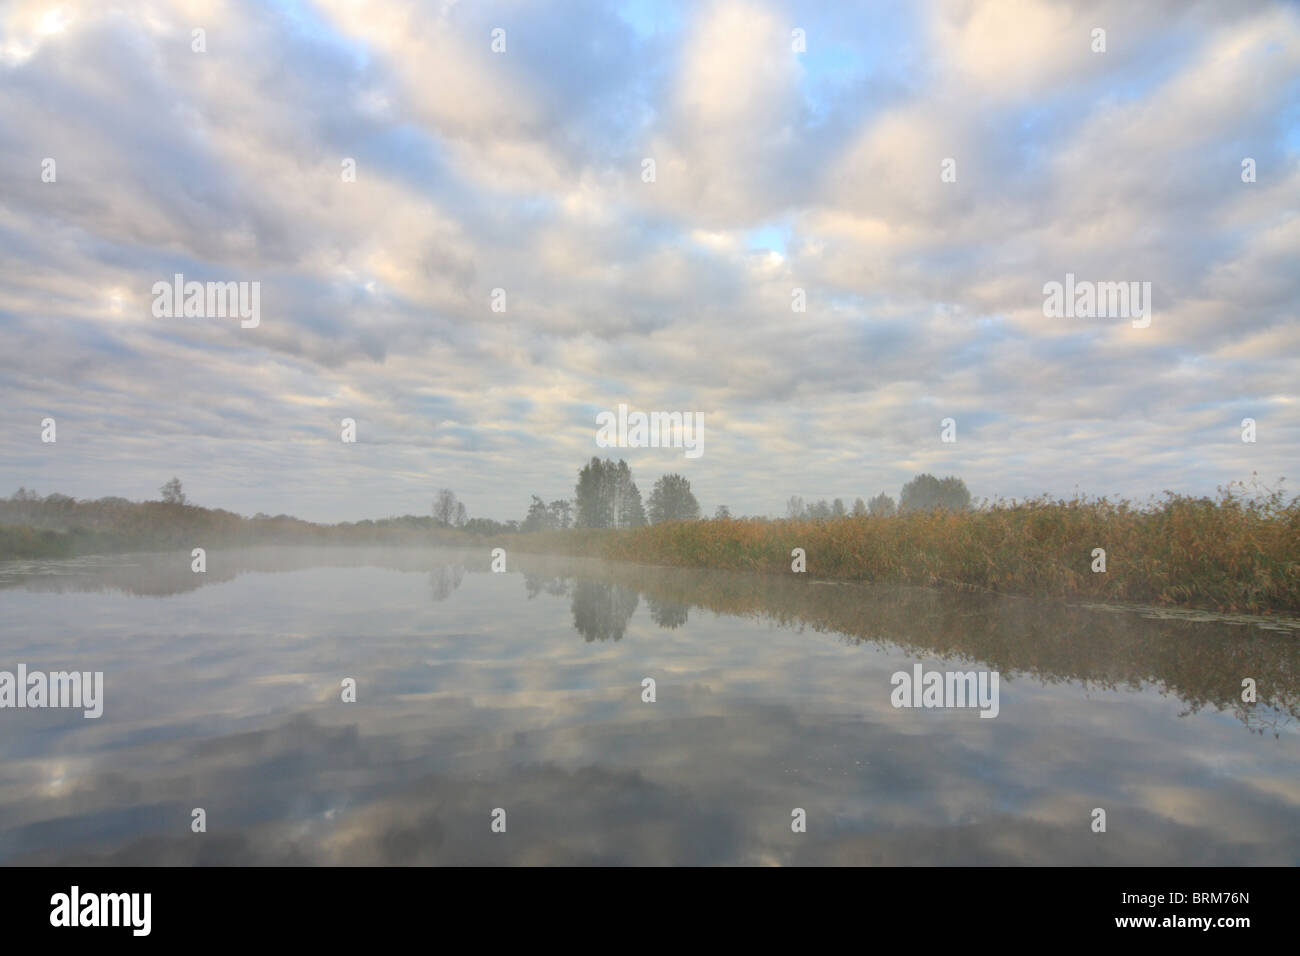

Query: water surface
[1,547,1297,865]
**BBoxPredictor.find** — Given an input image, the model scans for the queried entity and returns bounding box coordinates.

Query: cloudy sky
[1,0,1297,523]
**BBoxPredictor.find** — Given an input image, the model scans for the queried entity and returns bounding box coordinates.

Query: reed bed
[514,480,1300,613]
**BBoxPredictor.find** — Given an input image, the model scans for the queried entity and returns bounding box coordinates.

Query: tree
[521,495,552,533]
[612,460,646,528]
[429,564,464,602]
[462,517,515,535]
[623,483,647,527]
[936,476,971,511]
[433,489,467,527]
[714,504,732,519]
[832,498,846,518]
[786,495,806,520]
[574,458,644,528]
[898,474,971,513]
[647,474,700,524]
[867,492,896,517]
[160,477,186,505]
[547,499,572,529]
[647,596,688,629]
[575,458,612,528]
[806,499,831,520]
[571,580,639,642]
[852,497,867,517]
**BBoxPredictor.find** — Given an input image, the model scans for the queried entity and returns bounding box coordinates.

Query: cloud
[0,0,1296,520]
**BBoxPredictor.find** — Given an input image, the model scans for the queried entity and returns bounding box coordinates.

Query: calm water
[1,547,1297,865]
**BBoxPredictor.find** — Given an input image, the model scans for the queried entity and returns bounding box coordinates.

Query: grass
[511,479,1300,614]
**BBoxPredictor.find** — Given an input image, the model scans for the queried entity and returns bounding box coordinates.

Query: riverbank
[3,483,1295,614]
[509,488,1300,614]
[0,495,481,562]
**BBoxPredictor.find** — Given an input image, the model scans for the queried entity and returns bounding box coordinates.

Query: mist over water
[1,547,1297,865]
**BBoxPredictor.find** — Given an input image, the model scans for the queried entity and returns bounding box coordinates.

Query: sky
[0,0,1297,523]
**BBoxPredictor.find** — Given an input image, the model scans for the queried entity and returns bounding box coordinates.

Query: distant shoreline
[3,480,1298,615]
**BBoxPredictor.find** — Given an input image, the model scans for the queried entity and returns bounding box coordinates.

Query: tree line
[786,474,972,520]
[1,468,972,557]
[516,458,702,531]
[421,459,702,534]
[505,463,970,531]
